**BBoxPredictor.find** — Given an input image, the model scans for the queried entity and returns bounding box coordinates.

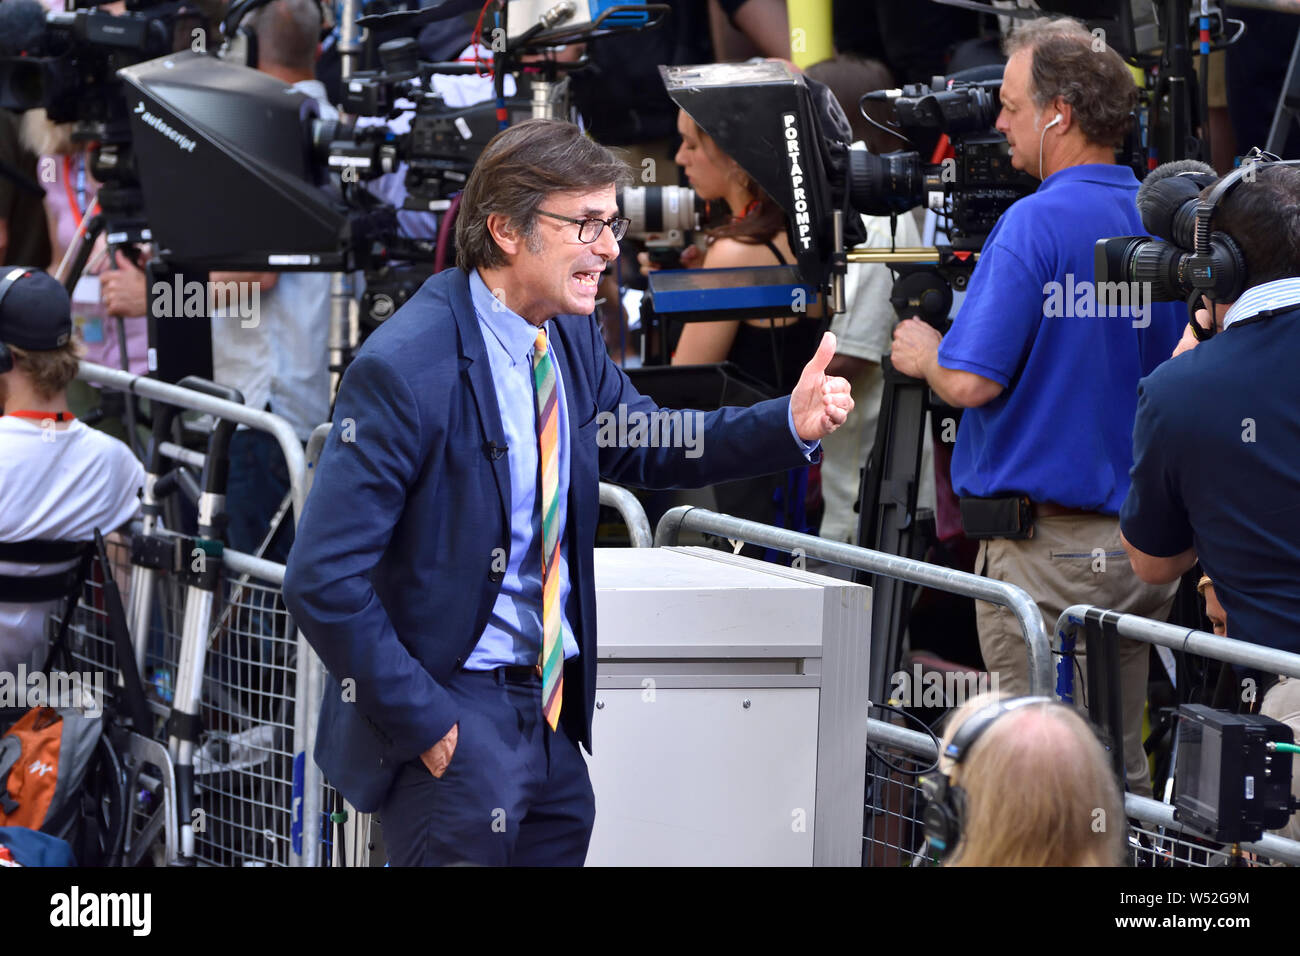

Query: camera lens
[618,186,698,240]
[847,146,922,216]
[1094,237,1190,301]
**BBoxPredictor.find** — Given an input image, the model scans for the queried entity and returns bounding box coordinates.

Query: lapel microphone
[484,441,508,461]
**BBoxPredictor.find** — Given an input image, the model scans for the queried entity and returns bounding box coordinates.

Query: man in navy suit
[283,118,855,865]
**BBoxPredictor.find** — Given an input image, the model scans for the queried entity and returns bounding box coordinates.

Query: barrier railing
[60,532,332,866]
[72,363,325,866]
[1056,604,1300,680]
[77,363,310,521]
[654,507,1052,694]
[863,716,1300,866]
[598,483,653,547]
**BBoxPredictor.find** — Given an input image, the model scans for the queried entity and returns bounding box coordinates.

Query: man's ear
[1052,99,1071,132]
[486,212,523,258]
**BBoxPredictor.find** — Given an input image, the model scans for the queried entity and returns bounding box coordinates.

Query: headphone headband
[1195,152,1300,258]
[921,695,1054,863]
[944,695,1053,764]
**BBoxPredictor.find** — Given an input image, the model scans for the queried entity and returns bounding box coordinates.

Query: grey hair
[1004,16,1136,148]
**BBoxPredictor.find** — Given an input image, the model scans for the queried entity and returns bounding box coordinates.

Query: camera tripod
[851,262,965,706]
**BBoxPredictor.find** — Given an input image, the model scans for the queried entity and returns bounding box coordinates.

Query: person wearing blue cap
[0,266,143,671]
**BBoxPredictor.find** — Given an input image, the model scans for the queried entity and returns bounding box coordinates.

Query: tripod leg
[854,360,930,704]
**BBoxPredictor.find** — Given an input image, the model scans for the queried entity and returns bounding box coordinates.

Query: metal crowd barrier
[1056,604,1300,681]
[58,531,327,866]
[78,363,310,520]
[70,363,326,866]
[863,717,1300,866]
[599,483,654,547]
[653,506,1052,694]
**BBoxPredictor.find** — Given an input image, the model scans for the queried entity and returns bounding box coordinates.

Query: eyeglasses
[536,209,630,243]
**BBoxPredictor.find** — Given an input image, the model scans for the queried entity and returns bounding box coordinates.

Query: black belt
[495,664,542,685]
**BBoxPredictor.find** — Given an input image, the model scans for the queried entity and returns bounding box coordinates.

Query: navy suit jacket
[283,267,817,811]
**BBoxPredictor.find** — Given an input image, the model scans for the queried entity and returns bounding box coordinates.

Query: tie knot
[534,328,548,355]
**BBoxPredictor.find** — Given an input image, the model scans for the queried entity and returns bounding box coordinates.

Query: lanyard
[3,410,76,422]
[62,153,98,232]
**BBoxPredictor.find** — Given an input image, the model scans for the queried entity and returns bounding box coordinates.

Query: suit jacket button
[488,570,503,583]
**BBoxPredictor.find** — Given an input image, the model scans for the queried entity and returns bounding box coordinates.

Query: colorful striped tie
[532,327,562,730]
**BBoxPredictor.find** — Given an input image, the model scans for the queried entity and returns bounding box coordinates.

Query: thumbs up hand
[791,332,854,442]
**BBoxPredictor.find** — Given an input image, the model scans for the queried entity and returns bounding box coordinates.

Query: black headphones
[222,0,332,70]
[1186,149,1300,340]
[919,696,1053,862]
[0,266,35,375]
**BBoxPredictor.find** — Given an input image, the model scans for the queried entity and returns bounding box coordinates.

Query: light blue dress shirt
[464,268,581,669]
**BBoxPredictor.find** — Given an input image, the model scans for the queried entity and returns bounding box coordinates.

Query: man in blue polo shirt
[890,17,1184,796]
[1122,163,1300,834]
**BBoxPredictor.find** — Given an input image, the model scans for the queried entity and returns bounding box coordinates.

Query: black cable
[867,700,941,776]
[856,94,912,148]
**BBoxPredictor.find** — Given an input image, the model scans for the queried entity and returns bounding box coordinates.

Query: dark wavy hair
[681,113,787,246]
[1004,16,1136,148]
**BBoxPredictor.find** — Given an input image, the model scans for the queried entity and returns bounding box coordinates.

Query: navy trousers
[377,668,596,866]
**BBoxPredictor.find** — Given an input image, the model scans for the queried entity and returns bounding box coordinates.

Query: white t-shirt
[0,417,144,670]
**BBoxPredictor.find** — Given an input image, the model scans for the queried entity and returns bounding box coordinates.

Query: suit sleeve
[283,352,455,762]
[587,314,816,489]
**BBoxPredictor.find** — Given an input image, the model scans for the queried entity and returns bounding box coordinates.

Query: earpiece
[1044,112,1063,131]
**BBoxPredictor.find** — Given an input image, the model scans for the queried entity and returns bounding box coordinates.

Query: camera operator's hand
[100,250,147,318]
[890,316,943,379]
[1172,297,1213,359]
[637,245,702,277]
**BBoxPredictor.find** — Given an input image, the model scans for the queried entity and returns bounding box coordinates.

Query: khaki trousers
[974,514,1179,798]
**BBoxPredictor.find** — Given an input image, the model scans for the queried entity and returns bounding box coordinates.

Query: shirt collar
[1223,277,1300,330]
[291,78,328,100]
[468,268,545,365]
[1037,163,1136,192]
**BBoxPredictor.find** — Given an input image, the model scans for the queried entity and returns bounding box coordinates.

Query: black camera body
[327,38,537,212]
[1096,159,1243,306]
[0,2,173,122]
[1096,152,1300,310]
[848,80,1037,250]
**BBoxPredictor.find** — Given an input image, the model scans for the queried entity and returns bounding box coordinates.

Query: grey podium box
[584,546,871,866]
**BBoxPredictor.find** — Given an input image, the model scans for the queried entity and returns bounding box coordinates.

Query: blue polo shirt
[937,164,1184,514]
[1120,296,1300,655]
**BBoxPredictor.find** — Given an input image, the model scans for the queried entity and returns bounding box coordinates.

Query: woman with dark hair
[640,109,826,544]
[641,108,824,395]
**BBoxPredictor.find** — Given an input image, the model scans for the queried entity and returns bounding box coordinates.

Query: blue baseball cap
[0,267,73,351]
